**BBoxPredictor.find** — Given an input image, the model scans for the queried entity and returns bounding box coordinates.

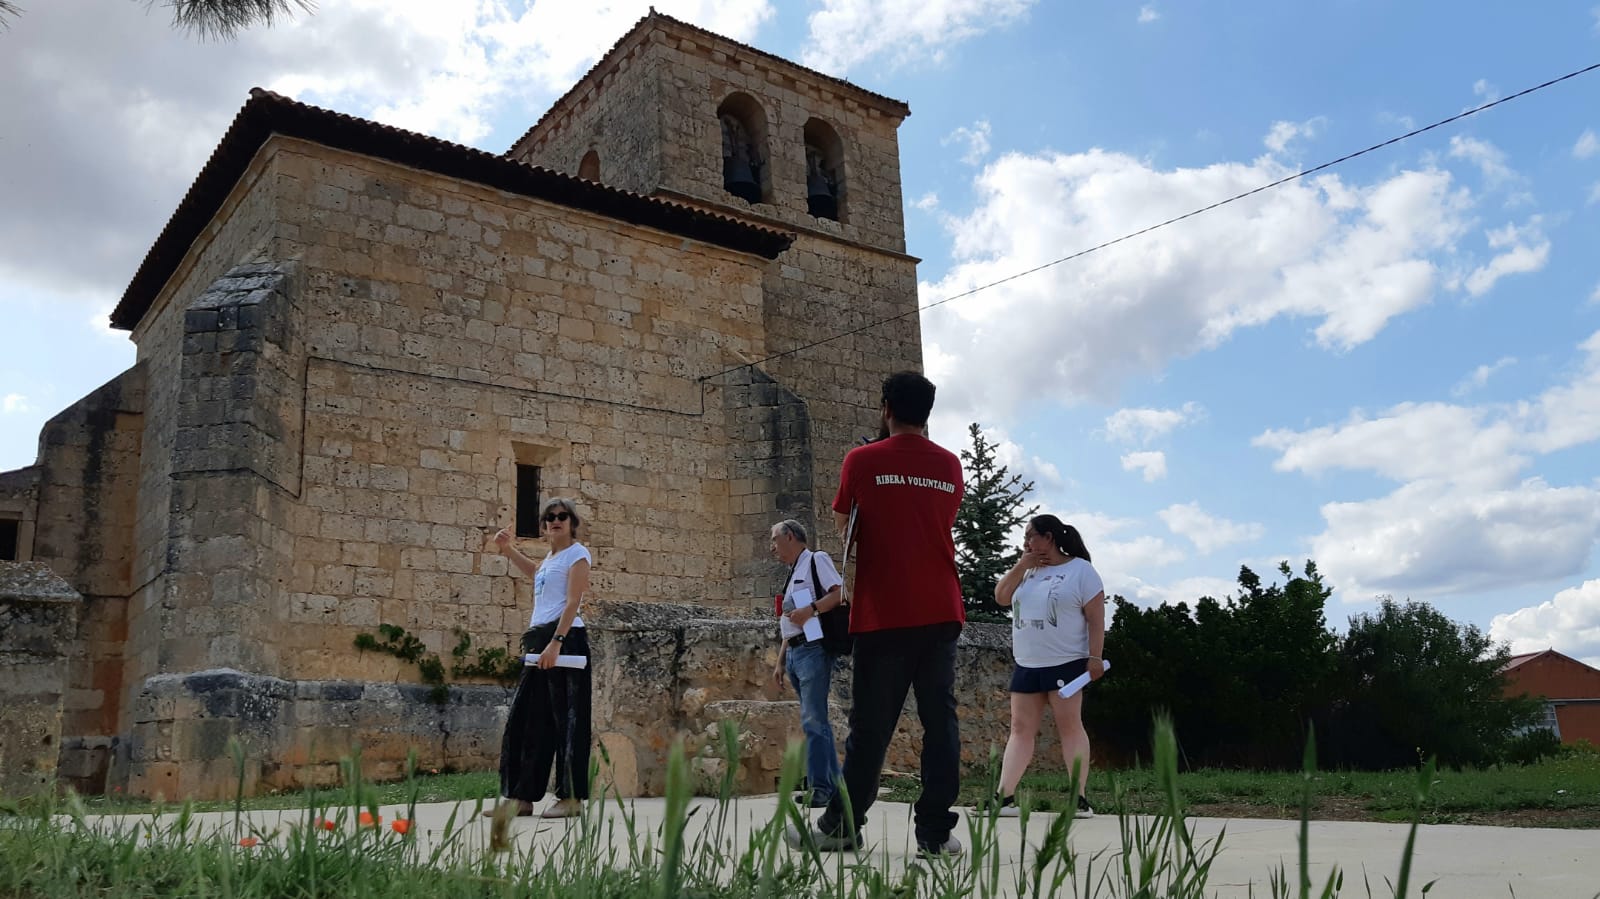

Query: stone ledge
[0,561,81,604]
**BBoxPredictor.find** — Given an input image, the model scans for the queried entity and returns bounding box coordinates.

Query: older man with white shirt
[769,518,845,808]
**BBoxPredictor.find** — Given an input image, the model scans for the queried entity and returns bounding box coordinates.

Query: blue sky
[3,1,1598,661]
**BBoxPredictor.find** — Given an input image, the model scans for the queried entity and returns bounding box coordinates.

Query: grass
[75,771,502,816]
[884,746,1600,827]
[2,721,1592,898]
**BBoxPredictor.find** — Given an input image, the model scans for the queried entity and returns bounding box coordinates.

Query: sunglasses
[542,511,572,523]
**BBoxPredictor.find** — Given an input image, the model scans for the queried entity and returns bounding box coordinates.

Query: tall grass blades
[0,718,1506,898]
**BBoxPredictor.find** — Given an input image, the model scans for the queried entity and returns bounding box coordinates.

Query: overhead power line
[701,60,1600,385]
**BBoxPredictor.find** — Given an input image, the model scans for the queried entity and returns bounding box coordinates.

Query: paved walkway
[86,795,1598,898]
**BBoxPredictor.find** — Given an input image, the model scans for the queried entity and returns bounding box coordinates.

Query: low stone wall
[0,562,81,798]
[119,669,509,800]
[105,599,1058,800]
[587,601,1064,798]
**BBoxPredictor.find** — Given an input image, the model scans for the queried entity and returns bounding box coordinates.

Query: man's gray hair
[772,518,809,545]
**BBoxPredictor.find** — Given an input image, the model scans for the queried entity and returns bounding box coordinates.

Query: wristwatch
[553,633,566,644]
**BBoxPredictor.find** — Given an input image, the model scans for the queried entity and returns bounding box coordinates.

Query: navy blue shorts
[1010,658,1089,694]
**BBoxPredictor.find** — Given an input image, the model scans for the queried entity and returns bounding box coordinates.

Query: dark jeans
[818,621,962,847]
[500,622,592,802]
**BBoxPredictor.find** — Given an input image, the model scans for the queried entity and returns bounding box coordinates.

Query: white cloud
[1137,6,1160,24]
[1256,331,1600,599]
[1462,219,1549,297]
[1591,281,1600,304]
[801,0,1034,74]
[1255,402,1523,487]
[1448,135,1516,188]
[1575,129,1600,160]
[1103,403,1203,444]
[1447,135,1533,207]
[913,192,941,211]
[1115,574,1239,608]
[1491,579,1600,668]
[1158,502,1264,555]
[1048,510,1185,590]
[920,148,1476,423]
[943,120,993,166]
[0,0,771,301]
[2,394,32,414]
[1588,182,1600,205]
[1264,117,1326,154]
[1096,534,1185,579]
[1519,330,1600,455]
[1120,451,1167,482]
[1472,78,1499,102]
[1311,479,1600,600]
[1450,356,1516,397]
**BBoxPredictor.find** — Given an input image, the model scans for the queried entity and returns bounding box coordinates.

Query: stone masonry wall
[262,139,773,679]
[106,135,785,797]
[124,668,508,800]
[719,367,814,610]
[514,21,911,252]
[509,30,665,196]
[587,603,1061,799]
[123,148,286,746]
[511,22,923,553]
[15,369,147,792]
[0,562,80,798]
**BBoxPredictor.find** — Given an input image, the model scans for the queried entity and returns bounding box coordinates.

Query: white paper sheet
[1056,659,1111,698]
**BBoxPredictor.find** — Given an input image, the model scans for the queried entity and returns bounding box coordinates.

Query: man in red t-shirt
[787,371,967,858]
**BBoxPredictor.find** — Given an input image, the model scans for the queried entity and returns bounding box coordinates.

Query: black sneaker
[792,791,832,809]
[976,793,1020,818]
[784,822,861,852]
[1075,795,1095,819]
[916,834,965,858]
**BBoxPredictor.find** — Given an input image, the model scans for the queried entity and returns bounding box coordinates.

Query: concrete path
[85,794,1599,898]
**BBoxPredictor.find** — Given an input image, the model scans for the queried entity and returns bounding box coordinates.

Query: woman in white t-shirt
[990,515,1106,819]
[488,498,592,820]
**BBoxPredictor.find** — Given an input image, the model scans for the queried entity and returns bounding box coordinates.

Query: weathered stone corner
[0,562,81,798]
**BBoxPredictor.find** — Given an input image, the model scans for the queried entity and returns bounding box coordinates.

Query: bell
[723,157,762,204]
[807,167,837,220]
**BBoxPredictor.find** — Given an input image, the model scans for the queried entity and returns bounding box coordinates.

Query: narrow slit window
[515,465,542,537]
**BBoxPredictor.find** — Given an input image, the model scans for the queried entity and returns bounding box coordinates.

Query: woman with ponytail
[989,514,1106,819]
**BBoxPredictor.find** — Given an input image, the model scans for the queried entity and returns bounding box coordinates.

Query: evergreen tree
[953,422,1037,621]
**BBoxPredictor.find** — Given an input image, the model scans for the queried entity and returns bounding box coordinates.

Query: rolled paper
[523,653,589,669]
[1056,659,1111,699]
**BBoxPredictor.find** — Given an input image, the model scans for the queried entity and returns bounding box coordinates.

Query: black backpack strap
[810,554,844,607]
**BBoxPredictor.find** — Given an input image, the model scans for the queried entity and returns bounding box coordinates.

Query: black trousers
[500,622,592,802]
[818,621,962,847]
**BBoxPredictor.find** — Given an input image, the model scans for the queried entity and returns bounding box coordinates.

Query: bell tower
[510,12,923,603]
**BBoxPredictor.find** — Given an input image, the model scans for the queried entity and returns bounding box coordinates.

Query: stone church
[0,12,955,799]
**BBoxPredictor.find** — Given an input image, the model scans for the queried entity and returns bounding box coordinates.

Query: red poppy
[238,836,259,848]
[319,818,336,831]
[391,819,411,835]
[358,811,379,827]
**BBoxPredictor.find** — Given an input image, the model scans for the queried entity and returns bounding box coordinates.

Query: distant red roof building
[1501,649,1600,745]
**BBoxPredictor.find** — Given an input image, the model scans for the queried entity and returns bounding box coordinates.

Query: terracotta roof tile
[111,88,793,331]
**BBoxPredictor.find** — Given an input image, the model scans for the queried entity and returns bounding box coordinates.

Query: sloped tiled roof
[1503,648,1600,675]
[111,88,794,331]
[509,10,911,155]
